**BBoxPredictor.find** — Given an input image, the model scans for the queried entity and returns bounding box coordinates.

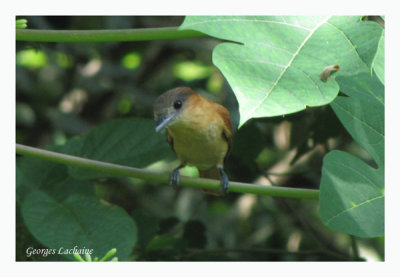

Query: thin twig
[16,143,319,199]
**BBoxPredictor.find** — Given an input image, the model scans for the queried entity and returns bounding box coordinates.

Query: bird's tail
[199,167,223,196]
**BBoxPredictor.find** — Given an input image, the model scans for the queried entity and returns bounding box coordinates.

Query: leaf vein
[243,16,331,121]
[325,194,384,225]
[217,55,286,68]
[331,101,384,138]
[325,21,370,70]
[183,17,312,32]
[329,159,380,188]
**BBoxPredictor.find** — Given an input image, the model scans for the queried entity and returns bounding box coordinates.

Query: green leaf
[334,74,384,167]
[319,73,384,237]
[22,190,137,260]
[373,31,384,84]
[64,118,173,179]
[319,151,383,237]
[180,16,382,126]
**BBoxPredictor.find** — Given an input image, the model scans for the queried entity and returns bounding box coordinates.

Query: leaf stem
[16,27,206,42]
[16,143,319,199]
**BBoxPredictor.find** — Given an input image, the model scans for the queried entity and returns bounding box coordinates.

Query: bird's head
[153,87,196,132]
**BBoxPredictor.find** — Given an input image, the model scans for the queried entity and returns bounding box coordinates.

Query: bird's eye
[173,100,182,110]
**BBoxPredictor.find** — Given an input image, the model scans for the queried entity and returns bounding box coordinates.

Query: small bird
[153,87,233,195]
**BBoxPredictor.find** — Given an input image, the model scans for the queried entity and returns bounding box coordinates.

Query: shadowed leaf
[319,73,384,237]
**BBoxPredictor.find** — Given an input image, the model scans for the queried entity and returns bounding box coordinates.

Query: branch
[16,27,206,42]
[16,144,319,199]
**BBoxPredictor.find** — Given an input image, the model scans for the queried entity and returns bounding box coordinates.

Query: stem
[16,27,206,42]
[16,144,319,199]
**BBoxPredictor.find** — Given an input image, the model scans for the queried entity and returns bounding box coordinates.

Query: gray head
[153,87,196,132]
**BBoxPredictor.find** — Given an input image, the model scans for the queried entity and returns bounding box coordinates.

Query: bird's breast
[167,113,228,170]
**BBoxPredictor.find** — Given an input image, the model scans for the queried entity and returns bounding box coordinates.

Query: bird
[153,87,233,195]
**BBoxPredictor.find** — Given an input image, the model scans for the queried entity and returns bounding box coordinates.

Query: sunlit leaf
[180,16,382,126]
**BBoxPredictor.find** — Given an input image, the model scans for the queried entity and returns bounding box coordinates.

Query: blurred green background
[16,16,383,261]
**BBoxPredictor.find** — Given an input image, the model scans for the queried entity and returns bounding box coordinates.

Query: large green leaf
[22,190,137,260]
[319,73,384,237]
[64,117,173,179]
[180,16,382,126]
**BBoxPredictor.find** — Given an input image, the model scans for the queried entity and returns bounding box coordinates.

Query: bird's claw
[170,169,180,189]
[170,164,184,190]
[218,166,229,195]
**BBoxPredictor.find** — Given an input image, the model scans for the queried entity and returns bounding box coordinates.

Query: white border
[3,1,399,276]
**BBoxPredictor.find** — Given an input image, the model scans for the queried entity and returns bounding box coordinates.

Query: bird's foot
[218,165,229,195]
[170,164,184,190]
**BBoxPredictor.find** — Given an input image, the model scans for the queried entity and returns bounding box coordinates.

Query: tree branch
[16,143,319,199]
[16,27,206,42]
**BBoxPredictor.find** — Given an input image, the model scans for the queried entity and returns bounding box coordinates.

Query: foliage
[319,25,384,238]
[181,15,384,239]
[180,16,382,126]
[16,16,384,262]
[319,73,384,237]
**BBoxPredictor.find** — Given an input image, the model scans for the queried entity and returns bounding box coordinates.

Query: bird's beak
[155,113,175,132]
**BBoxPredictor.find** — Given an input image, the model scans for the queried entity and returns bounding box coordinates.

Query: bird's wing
[217,104,233,159]
[222,127,232,160]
